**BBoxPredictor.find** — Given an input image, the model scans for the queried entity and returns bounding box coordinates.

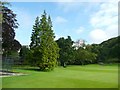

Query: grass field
[2,64,118,88]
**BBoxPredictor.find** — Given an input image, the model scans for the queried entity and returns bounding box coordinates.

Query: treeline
[20,35,120,68]
[51,35,119,66]
[56,36,97,66]
[96,36,120,63]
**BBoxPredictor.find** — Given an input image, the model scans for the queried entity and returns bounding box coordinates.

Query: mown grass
[2,64,118,88]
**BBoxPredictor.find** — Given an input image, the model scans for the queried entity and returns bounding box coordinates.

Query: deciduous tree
[56,36,74,67]
[1,2,21,57]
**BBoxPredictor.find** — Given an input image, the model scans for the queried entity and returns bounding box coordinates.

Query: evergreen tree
[30,16,40,49]
[30,11,59,71]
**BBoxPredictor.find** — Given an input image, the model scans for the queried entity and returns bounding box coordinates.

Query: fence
[2,57,14,72]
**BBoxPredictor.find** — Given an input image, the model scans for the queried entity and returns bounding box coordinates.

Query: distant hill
[98,36,120,63]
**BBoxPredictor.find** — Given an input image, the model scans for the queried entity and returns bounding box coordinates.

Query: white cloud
[54,16,67,24]
[90,3,117,28]
[90,29,108,44]
[76,27,84,34]
[89,2,118,44]
[105,24,118,38]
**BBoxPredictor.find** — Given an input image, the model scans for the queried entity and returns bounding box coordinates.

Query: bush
[105,58,119,63]
[38,62,56,71]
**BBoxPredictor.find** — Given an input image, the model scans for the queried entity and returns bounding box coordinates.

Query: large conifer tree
[30,11,59,71]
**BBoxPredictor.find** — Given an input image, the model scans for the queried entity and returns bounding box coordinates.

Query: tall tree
[29,16,40,66]
[56,36,74,67]
[30,11,59,71]
[30,16,40,49]
[1,2,21,57]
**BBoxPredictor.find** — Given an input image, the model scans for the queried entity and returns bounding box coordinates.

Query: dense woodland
[1,2,120,71]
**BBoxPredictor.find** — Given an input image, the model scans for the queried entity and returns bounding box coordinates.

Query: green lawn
[2,64,118,88]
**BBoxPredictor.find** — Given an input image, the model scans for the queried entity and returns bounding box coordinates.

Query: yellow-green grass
[2,64,118,88]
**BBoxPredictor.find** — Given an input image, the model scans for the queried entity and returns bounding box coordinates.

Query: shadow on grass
[20,68,41,72]
[17,66,56,72]
[14,66,43,72]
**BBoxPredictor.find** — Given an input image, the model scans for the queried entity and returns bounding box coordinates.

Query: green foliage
[56,36,74,67]
[86,44,101,62]
[0,13,2,24]
[99,36,119,63]
[56,37,98,66]
[86,36,120,63]
[8,51,19,58]
[74,48,97,65]
[19,46,30,65]
[30,11,59,71]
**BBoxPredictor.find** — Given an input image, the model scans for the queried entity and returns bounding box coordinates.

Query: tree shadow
[20,67,41,72]
[18,67,48,72]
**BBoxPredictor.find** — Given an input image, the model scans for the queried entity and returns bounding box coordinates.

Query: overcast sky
[9,1,118,45]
